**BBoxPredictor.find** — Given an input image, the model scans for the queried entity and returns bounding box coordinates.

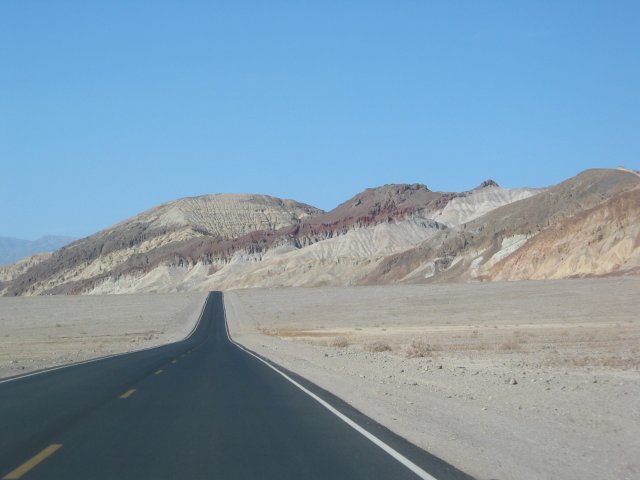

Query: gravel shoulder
[225,278,640,480]
[0,292,207,379]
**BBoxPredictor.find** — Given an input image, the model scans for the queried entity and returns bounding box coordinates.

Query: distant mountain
[1,168,638,296]
[0,236,77,265]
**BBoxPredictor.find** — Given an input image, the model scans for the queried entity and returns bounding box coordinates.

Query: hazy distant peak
[0,236,77,265]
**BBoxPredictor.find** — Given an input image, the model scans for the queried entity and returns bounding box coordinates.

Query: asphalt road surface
[0,292,473,480]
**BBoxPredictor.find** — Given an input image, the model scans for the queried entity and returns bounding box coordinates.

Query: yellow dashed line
[3,444,62,479]
[119,389,136,399]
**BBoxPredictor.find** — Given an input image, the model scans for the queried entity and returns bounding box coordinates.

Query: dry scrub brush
[500,334,523,352]
[406,340,438,358]
[365,341,392,353]
[330,336,350,348]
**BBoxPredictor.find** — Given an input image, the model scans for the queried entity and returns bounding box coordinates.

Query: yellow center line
[3,444,62,479]
[154,369,163,375]
[119,388,136,399]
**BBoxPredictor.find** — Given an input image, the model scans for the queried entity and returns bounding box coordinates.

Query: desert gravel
[0,292,206,379]
[225,278,640,480]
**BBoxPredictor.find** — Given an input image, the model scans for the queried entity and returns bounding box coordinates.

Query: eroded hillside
[366,169,640,284]
[2,168,638,295]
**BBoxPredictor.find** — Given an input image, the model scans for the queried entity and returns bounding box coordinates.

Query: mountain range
[0,236,77,266]
[1,168,638,296]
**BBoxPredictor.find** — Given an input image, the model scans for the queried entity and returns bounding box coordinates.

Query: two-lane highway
[0,292,473,479]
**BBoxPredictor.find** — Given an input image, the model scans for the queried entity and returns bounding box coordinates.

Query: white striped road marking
[222,297,438,480]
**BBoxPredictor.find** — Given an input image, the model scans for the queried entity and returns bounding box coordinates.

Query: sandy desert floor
[225,278,640,480]
[0,292,206,379]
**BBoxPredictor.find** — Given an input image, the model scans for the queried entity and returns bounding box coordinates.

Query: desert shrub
[365,341,392,353]
[500,335,522,352]
[330,336,349,348]
[406,340,434,358]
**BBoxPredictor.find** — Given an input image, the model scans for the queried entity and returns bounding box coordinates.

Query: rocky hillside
[1,195,321,295]
[2,168,638,295]
[365,169,640,284]
[0,253,52,283]
[488,186,640,280]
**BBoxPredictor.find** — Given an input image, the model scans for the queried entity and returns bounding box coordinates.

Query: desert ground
[0,292,206,379]
[1,280,637,480]
[225,278,640,480]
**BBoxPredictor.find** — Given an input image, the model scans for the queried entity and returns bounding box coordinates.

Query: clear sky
[1,1,639,240]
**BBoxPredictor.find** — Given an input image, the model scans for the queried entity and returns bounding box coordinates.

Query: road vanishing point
[0,292,473,479]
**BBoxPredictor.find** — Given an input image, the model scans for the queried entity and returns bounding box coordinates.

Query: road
[0,292,473,479]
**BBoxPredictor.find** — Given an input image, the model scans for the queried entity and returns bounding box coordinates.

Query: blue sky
[1,1,638,240]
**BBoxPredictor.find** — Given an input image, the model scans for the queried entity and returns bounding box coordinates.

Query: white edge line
[0,292,211,385]
[221,294,438,480]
